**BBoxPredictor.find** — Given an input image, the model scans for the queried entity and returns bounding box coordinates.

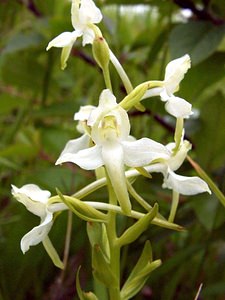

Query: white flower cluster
[56,88,210,213]
[12,0,210,256]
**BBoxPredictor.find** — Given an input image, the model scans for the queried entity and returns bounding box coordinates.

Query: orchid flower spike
[56,89,170,215]
[145,136,211,195]
[11,184,54,253]
[144,54,192,118]
[46,0,102,69]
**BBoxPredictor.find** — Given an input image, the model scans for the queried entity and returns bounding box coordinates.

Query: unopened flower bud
[120,82,149,111]
[92,36,110,70]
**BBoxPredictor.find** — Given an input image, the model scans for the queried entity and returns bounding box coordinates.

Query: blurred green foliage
[0,0,225,299]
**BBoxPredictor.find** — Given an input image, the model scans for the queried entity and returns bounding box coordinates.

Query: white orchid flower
[145,138,211,195]
[11,184,54,253]
[46,0,102,69]
[74,104,96,134]
[59,105,97,163]
[56,89,170,214]
[144,54,192,118]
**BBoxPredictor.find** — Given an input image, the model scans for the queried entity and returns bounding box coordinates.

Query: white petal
[145,163,167,174]
[71,0,80,30]
[167,140,192,171]
[99,89,117,108]
[74,105,96,121]
[48,203,68,213]
[87,89,117,126]
[91,108,130,146]
[11,184,50,217]
[163,170,211,195]
[46,31,79,50]
[142,87,163,99]
[21,212,53,253]
[164,54,191,94]
[115,107,131,141]
[11,184,50,202]
[56,144,104,170]
[79,0,102,26]
[90,90,130,145]
[123,138,170,167]
[56,134,90,161]
[160,88,170,102]
[82,28,95,45]
[102,143,131,214]
[165,96,192,118]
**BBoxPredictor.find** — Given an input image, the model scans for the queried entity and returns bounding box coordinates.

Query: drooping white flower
[11,184,53,253]
[145,137,211,195]
[56,89,170,214]
[46,0,102,69]
[144,54,192,118]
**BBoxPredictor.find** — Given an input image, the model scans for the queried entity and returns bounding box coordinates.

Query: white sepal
[163,169,212,195]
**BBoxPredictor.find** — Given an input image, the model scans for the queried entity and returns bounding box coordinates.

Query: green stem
[168,190,179,222]
[49,199,183,231]
[60,210,73,281]
[69,168,145,200]
[174,117,184,151]
[127,180,167,221]
[106,178,121,300]
[126,180,152,211]
[103,66,112,91]
[109,49,133,94]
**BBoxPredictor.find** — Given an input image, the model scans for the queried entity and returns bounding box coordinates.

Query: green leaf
[202,282,225,298]
[56,190,108,223]
[125,240,153,281]
[193,93,225,170]
[1,52,44,92]
[87,222,103,248]
[190,194,225,231]
[146,27,169,70]
[92,244,118,288]
[87,223,110,260]
[180,52,225,100]
[0,157,19,170]
[121,241,161,300]
[33,102,79,118]
[0,143,38,161]
[169,22,225,65]
[150,245,202,281]
[117,204,158,247]
[2,32,43,54]
[76,267,99,300]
